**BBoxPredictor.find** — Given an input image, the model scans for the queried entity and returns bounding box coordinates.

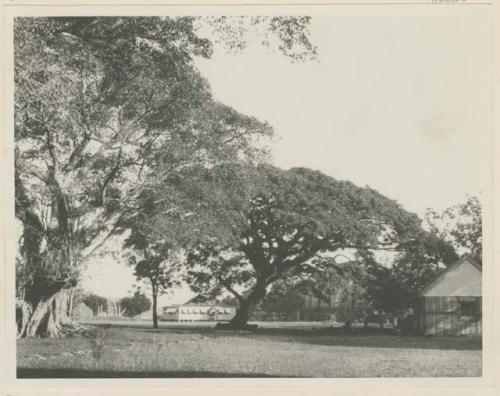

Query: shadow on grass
[87,323,482,351]
[17,368,293,378]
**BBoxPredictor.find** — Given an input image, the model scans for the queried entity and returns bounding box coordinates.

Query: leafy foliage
[128,244,181,297]
[119,291,152,318]
[360,231,458,317]
[260,260,375,324]
[259,278,308,319]
[425,196,482,264]
[125,227,181,327]
[204,16,317,61]
[82,293,107,316]
[15,17,270,279]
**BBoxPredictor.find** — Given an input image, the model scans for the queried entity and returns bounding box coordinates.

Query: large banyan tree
[14,16,316,337]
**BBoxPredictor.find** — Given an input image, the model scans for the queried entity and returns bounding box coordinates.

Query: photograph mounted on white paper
[11,7,489,379]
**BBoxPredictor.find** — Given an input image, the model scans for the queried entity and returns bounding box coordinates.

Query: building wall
[161,305,236,322]
[72,303,94,321]
[419,296,482,336]
[162,310,179,321]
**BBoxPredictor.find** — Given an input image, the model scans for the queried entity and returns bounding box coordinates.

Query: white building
[160,298,236,322]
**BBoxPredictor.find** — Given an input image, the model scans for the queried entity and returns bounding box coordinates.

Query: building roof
[418,255,482,297]
[162,296,237,309]
[185,295,220,305]
[162,303,236,309]
[74,302,93,311]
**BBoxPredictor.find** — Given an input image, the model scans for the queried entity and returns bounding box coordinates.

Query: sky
[81,8,490,304]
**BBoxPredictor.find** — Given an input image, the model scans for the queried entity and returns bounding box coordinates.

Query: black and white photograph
[1,0,497,388]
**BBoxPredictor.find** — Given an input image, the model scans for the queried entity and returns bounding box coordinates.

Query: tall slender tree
[124,227,180,329]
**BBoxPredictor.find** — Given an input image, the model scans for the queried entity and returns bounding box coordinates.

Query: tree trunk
[17,286,86,338]
[343,319,352,331]
[68,288,74,317]
[230,299,253,328]
[229,282,267,329]
[152,288,158,329]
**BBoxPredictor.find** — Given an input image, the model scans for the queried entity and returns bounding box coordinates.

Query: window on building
[459,300,478,316]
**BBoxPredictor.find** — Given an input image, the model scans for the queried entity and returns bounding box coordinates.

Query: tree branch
[65,131,91,171]
[216,275,244,304]
[78,209,131,264]
[96,149,123,205]
[222,128,250,145]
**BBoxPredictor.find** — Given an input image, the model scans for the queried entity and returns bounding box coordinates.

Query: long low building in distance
[160,302,237,322]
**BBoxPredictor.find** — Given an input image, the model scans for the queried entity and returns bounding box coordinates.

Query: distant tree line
[78,291,151,318]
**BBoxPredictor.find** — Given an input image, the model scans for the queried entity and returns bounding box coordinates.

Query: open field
[17,322,482,378]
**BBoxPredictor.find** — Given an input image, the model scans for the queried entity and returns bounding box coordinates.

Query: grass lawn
[17,322,482,378]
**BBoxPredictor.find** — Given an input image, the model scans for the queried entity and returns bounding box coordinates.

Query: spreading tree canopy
[146,164,424,327]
